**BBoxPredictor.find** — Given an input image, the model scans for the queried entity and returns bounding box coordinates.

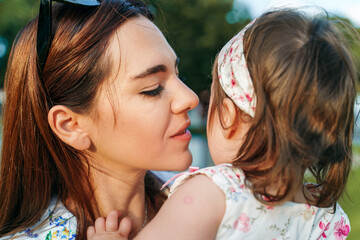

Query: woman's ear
[48,105,91,150]
[220,98,238,138]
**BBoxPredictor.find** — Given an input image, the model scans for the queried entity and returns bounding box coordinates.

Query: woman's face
[86,16,199,172]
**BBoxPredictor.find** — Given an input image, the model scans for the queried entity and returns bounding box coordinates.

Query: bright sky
[240,0,360,27]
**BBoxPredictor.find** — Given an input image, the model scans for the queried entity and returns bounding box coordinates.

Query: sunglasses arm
[37,0,52,70]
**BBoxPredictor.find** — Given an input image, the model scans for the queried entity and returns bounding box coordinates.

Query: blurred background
[0,0,359,238]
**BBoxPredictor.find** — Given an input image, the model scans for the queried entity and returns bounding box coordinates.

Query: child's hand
[87,210,132,240]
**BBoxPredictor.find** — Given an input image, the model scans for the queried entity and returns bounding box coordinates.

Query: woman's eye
[141,86,164,96]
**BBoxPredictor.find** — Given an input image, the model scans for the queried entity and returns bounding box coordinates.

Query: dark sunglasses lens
[37,0,101,70]
[57,0,101,6]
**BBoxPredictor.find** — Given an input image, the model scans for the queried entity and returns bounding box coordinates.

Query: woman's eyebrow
[133,64,167,80]
[132,58,180,80]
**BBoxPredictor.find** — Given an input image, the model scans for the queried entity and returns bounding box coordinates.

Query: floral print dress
[2,197,77,240]
[169,163,350,240]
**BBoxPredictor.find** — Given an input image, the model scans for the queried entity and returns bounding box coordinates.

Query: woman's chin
[174,154,193,171]
[156,153,193,172]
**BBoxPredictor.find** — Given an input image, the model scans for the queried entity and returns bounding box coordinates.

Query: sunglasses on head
[37,0,101,71]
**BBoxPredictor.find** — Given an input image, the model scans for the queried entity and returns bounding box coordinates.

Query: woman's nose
[171,79,199,114]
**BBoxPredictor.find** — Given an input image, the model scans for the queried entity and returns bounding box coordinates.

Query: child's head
[208,9,357,207]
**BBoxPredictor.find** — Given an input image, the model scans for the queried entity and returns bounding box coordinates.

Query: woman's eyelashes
[140,72,181,97]
[141,85,164,97]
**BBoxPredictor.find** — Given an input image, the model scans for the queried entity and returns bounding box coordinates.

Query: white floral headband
[217,21,256,117]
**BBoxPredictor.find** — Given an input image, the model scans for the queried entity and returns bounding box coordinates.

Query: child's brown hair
[209,9,357,207]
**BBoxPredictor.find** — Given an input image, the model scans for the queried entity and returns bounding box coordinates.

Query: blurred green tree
[148,0,251,96]
[0,0,251,94]
[0,0,38,86]
[1,0,359,97]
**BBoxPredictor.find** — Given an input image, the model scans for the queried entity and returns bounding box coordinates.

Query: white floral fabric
[169,164,350,240]
[1,197,77,240]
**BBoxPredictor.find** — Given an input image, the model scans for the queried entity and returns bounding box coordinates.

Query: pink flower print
[229,186,235,193]
[235,95,245,102]
[245,93,252,102]
[263,196,270,202]
[231,79,236,87]
[333,217,350,240]
[266,205,274,210]
[233,213,251,233]
[229,47,233,54]
[318,221,330,239]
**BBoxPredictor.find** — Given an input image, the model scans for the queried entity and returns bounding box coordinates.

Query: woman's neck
[65,165,148,236]
[92,167,148,235]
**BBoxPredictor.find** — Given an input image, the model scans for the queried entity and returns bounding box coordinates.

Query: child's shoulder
[199,163,245,178]
[198,163,246,189]
[169,164,248,198]
[308,202,350,240]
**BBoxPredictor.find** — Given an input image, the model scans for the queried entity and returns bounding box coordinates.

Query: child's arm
[87,175,225,240]
[136,174,225,240]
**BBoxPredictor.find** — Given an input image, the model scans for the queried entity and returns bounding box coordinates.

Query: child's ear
[220,98,238,139]
[48,105,91,150]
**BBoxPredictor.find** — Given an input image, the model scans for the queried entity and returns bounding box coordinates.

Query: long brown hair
[210,9,357,207]
[0,1,165,239]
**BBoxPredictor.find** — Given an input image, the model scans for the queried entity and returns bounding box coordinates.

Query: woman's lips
[170,129,192,140]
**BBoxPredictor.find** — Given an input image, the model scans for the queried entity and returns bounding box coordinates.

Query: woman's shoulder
[1,197,77,240]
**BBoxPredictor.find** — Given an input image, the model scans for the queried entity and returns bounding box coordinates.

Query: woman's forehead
[107,16,177,80]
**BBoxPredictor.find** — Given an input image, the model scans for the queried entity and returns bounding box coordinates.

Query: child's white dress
[169,163,350,240]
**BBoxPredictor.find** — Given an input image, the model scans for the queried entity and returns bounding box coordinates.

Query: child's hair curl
[209,9,357,207]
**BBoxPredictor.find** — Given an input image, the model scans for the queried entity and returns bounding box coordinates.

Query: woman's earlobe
[75,133,91,151]
[48,105,91,150]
